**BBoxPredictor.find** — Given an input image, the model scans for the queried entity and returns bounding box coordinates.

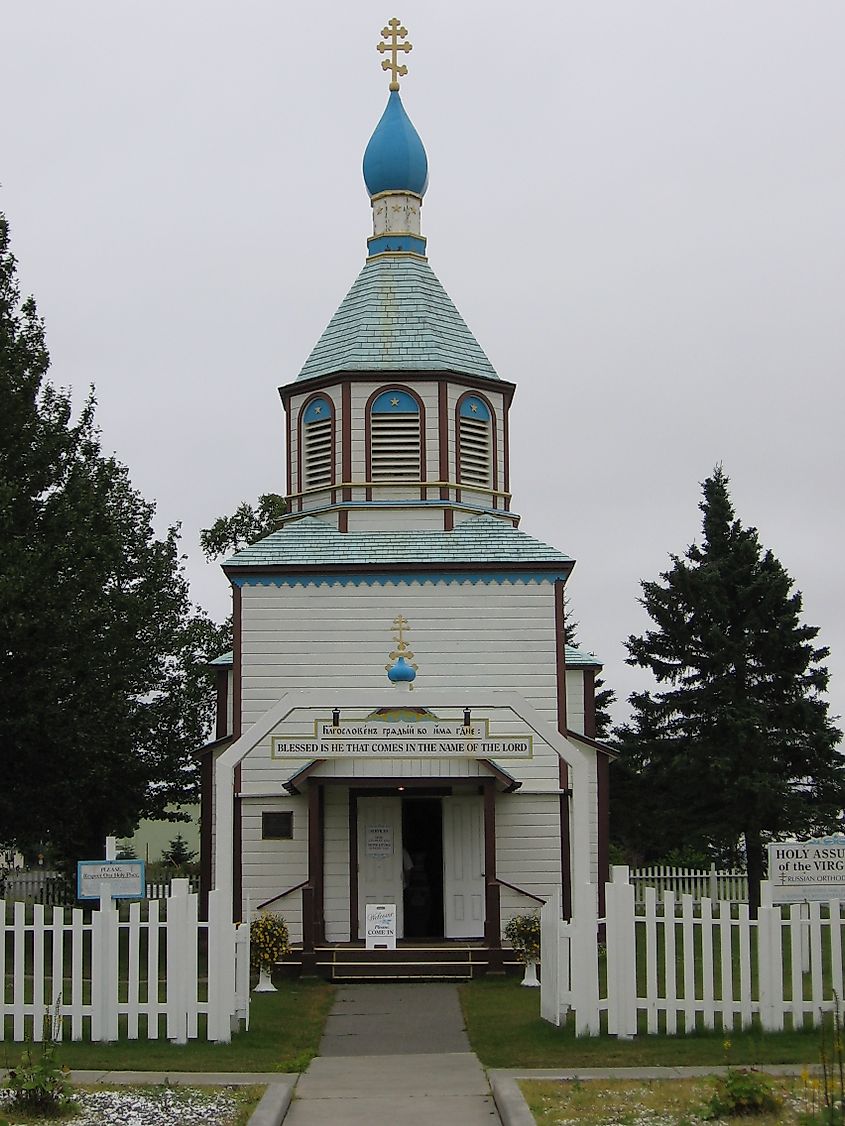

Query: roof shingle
[224,514,571,569]
[296,255,499,382]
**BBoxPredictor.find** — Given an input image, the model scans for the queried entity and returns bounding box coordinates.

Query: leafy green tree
[200,494,286,561]
[614,467,843,909]
[0,213,223,870]
[197,494,288,664]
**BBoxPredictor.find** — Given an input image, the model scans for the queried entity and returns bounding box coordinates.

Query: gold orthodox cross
[377,18,412,90]
[393,613,410,648]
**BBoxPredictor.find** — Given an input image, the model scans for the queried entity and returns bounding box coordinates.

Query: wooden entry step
[281,943,521,982]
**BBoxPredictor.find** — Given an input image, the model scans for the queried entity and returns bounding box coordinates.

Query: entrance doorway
[354,791,484,941]
[402,798,444,938]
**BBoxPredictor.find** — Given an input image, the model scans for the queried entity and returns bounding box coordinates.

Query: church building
[201,22,612,975]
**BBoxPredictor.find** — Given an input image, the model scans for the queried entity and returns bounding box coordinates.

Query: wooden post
[305,781,323,952]
[605,866,636,1039]
[166,878,190,1044]
[483,780,500,949]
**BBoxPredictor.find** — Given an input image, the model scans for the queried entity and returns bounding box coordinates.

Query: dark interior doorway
[401,798,444,938]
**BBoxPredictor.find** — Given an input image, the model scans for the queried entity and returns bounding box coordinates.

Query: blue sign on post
[77,859,146,900]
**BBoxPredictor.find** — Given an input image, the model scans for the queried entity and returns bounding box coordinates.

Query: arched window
[301,396,334,489]
[457,395,493,488]
[369,389,422,481]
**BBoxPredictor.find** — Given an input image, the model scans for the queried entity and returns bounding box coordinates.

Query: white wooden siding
[497,793,562,926]
[240,580,558,721]
[347,506,444,531]
[566,670,585,734]
[240,797,307,941]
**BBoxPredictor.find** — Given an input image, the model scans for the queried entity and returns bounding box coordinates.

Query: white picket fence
[630,864,748,905]
[0,873,201,905]
[146,876,200,899]
[0,870,69,906]
[542,866,845,1037]
[0,880,250,1043]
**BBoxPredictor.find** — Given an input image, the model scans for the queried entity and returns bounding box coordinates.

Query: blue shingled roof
[224,514,570,569]
[296,255,499,382]
[564,644,603,668]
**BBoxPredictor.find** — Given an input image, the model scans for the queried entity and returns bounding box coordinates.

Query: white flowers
[1,1085,240,1126]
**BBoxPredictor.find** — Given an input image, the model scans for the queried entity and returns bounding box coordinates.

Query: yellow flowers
[250,912,291,970]
[504,912,541,964]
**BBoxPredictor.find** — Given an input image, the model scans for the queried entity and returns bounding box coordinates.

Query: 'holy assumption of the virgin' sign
[271,718,533,759]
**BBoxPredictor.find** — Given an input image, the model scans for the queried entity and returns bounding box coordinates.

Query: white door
[442,796,485,938]
[357,797,404,938]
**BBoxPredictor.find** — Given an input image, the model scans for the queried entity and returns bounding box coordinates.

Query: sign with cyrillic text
[272,718,532,759]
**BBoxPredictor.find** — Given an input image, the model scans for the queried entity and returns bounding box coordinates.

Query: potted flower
[250,912,290,992]
[504,911,541,987]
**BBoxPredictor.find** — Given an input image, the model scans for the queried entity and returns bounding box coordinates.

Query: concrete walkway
[284,983,501,1124]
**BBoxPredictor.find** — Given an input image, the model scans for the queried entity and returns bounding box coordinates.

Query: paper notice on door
[366,824,393,860]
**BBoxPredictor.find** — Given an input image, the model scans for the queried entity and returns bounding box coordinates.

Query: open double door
[356,795,484,940]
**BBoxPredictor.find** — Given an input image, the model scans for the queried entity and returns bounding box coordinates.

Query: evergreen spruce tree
[0,213,222,868]
[616,467,843,909]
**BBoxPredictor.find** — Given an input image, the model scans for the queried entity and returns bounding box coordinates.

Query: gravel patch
[0,1084,242,1125]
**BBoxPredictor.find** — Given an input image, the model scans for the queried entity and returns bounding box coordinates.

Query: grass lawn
[1,979,334,1075]
[521,1075,824,1125]
[459,978,824,1068]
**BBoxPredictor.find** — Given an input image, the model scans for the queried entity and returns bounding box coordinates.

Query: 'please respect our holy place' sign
[271,718,533,759]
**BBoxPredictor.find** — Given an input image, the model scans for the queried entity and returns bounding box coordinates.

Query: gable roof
[295,255,499,383]
[223,513,572,570]
[564,644,602,668]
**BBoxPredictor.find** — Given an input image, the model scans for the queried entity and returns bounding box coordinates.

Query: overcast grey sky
[3,2,843,734]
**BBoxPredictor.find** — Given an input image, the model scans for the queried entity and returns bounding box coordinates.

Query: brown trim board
[225,560,574,581]
[341,380,352,502]
[215,668,228,740]
[280,370,517,408]
[554,577,572,918]
[438,380,449,500]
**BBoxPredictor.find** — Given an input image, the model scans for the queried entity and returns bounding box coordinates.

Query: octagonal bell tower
[279,21,516,535]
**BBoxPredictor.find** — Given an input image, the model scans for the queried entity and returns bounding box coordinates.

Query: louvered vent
[371,413,421,480]
[458,396,493,489]
[459,415,492,487]
[302,396,334,490]
[369,390,422,482]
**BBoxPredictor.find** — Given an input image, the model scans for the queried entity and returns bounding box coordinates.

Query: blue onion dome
[387,655,417,683]
[363,90,429,198]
